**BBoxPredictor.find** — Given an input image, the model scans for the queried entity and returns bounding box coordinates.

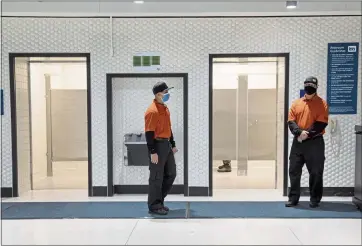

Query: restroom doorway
[10,54,92,197]
[209,54,289,194]
[107,73,188,196]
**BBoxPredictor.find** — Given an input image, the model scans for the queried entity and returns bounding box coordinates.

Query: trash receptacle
[353,125,362,210]
[124,133,149,166]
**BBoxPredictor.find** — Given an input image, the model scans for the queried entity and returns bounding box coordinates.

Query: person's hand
[172,147,178,154]
[300,130,309,140]
[151,153,158,164]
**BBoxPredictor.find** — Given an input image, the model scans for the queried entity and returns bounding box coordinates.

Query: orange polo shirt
[144,100,172,139]
[288,95,329,134]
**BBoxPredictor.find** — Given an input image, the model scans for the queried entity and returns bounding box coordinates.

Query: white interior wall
[29,64,47,180]
[47,63,87,90]
[213,63,277,89]
[29,62,87,189]
[31,63,87,90]
[276,58,286,190]
[1,16,360,191]
[15,58,31,195]
[0,4,2,190]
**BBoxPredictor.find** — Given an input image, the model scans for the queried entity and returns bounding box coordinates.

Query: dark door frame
[106,73,189,196]
[9,53,92,197]
[209,53,290,196]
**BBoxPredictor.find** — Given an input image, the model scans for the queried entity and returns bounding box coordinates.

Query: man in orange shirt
[145,82,178,215]
[286,76,329,208]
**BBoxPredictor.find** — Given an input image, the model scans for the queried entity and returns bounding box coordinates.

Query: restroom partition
[213,75,277,175]
[45,74,88,176]
[107,73,188,195]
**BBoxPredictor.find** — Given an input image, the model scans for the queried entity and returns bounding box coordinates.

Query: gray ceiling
[3,0,361,2]
[2,0,360,15]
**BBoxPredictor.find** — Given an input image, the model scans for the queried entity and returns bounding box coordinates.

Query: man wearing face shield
[286,76,329,208]
[144,82,178,215]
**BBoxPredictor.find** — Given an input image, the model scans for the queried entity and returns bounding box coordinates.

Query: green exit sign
[151,56,160,65]
[133,56,142,67]
[133,54,161,67]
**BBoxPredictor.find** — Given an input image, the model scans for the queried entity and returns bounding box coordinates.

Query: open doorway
[209,54,289,195]
[10,54,91,197]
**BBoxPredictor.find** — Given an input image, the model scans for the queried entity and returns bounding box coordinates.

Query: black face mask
[304,86,317,95]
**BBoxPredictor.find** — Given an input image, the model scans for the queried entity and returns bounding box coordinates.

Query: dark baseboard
[92,186,108,197]
[1,187,13,198]
[114,185,184,194]
[287,187,354,197]
[188,186,209,196]
[352,197,362,209]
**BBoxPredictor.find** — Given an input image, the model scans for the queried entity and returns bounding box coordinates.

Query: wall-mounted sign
[327,42,359,115]
[1,89,4,116]
[133,52,161,72]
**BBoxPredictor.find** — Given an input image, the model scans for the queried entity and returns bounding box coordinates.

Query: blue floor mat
[1,201,361,220]
[189,201,362,219]
[1,202,187,220]
[1,203,14,211]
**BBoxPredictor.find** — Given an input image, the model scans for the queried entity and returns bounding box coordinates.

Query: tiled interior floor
[213,160,276,189]
[32,161,88,190]
[2,217,361,245]
[31,160,275,191]
[2,189,361,245]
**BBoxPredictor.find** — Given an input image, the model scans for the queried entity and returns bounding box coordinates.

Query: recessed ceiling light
[286,1,297,9]
[134,0,144,4]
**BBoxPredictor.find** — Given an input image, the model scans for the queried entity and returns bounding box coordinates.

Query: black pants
[148,140,177,210]
[288,136,325,203]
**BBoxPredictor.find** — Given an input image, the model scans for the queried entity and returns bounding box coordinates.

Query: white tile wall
[0,6,2,189]
[14,58,31,195]
[276,58,285,190]
[1,16,361,190]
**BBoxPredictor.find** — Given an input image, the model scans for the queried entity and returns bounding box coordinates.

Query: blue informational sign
[0,89,3,116]
[300,89,305,98]
[327,42,359,115]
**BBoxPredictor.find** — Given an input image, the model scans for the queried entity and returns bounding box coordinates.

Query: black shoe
[161,203,169,212]
[149,208,168,215]
[217,165,232,172]
[218,160,231,169]
[309,202,320,208]
[285,201,298,207]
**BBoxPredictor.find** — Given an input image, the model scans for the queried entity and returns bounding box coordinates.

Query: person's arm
[288,103,303,137]
[170,130,176,148]
[145,111,158,154]
[307,101,329,138]
[307,122,328,138]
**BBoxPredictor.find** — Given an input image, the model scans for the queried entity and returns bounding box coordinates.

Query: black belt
[155,138,169,141]
[295,135,323,143]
